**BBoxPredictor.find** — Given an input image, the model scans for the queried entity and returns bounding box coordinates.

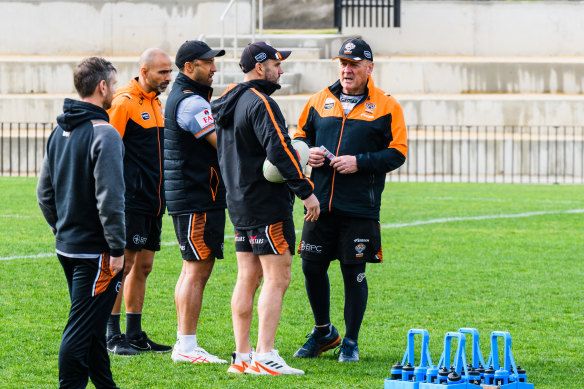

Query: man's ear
[255,61,264,76]
[367,62,374,77]
[139,66,148,80]
[98,79,108,97]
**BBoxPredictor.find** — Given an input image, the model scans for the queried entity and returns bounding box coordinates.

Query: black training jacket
[37,99,126,257]
[211,79,314,229]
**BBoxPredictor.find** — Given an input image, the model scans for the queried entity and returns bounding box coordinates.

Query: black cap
[175,40,225,68]
[333,38,373,62]
[239,41,291,73]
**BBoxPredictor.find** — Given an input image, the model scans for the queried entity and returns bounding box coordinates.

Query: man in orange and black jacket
[106,48,173,355]
[292,38,407,363]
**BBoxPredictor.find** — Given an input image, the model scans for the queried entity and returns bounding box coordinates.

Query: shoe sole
[107,348,140,356]
[130,346,172,353]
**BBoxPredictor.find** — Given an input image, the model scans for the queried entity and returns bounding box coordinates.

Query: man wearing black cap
[164,40,227,364]
[293,38,408,362]
[212,41,320,375]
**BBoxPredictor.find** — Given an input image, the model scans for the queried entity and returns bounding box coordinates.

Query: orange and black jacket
[294,77,407,220]
[212,79,314,229]
[108,78,165,217]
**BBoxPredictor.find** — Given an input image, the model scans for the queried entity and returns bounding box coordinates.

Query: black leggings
[302,260,368,341]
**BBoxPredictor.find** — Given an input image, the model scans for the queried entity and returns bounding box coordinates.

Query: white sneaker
[244,350,304,375]
[171,346,227,364]
[227,350,253,374]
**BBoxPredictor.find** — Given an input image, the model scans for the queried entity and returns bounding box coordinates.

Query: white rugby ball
[263,139,310,183]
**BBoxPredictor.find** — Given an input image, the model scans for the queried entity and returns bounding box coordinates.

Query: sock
[316,323,332,337]
[178,334,197,352]
[107,313,122,339]
[340,262,368,342]
[126,312,142,339]
[302,259,332,326]
[235,350,253,362]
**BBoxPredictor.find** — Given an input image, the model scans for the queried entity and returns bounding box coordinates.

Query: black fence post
[334,0,343,32]
[394,0,401,27]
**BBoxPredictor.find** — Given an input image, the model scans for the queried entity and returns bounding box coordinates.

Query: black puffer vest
[164,73,226,215]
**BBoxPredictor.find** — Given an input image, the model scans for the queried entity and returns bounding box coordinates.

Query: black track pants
[57,254,123,389]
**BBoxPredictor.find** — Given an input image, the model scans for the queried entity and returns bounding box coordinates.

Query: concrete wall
[0,0,251,56]
[345,0,584,56]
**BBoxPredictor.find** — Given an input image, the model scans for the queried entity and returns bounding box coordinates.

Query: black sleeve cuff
[110,248,125,257]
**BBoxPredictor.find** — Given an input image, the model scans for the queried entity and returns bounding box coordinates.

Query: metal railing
[0,122,53,177]
[390,125,584,185]
[219,0,264,84]
[334,0,401,32]
[2,123,583,185]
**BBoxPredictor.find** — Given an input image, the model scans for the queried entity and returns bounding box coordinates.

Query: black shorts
[172,210,225,261]
[234,219,295,256]
[125,213,162,252]
[298,212,382,264]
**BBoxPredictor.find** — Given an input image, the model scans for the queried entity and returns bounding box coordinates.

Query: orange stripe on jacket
[250,88,304,180]
[190,213,211,260]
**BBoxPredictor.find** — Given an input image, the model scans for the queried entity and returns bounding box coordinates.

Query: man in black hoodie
[37,57,125,388]
[212,42,319,376]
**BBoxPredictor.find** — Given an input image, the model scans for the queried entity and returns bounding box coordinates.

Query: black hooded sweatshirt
[211,79,314,229]
[37,98,126,257]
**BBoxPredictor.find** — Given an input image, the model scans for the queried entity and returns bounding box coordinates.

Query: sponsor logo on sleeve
[195,109,214,129]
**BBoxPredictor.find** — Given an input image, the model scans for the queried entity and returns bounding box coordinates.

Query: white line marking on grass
[424,197,584,205]
[382,209,584,229]
[0,253,55,261]
[3,212,582,261]
[0,215,35,218]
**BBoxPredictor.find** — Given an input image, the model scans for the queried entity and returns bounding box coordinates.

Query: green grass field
[1,177,582,388]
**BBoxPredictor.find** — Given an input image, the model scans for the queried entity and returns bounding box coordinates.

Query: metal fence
[334,0,401,31]
[390,125,584,185]
[1,123,583,185]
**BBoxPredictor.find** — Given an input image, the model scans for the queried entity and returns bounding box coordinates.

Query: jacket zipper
[151,99,163,217]
[328,93,368,212]
[369,173,375,207]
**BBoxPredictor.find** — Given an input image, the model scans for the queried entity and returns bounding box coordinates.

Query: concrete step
[3,93,584,127]
[203,33,356,59]
[219,47,322,60]
[2,56,584,95]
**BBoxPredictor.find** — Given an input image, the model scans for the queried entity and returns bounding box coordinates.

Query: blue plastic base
[419,383,473,388]
[492,383,535,389]
[383,379,419,389]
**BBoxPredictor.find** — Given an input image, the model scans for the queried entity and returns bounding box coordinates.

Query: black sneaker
[337,337,359,362]
[107,334,140,356]
[293,325,341,358]
[127,331,172,353]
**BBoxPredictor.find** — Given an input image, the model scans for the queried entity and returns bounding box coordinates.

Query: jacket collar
[114,78,159,101]
[174,72,214,102]
[328,76,374,99]
[242,79,281,96]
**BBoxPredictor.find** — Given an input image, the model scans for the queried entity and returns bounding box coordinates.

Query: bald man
[106,48,173,355]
